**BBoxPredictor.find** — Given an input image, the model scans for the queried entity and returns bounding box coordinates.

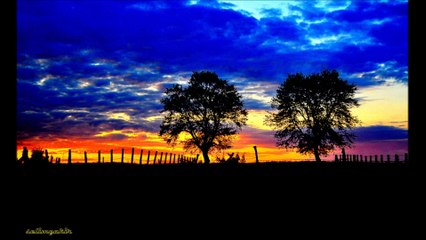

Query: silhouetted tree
[265,70,360,162]
[159,71,248,164]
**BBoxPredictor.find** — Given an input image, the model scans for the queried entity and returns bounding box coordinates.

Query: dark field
[16,161,413,179]
[15,161,418,239]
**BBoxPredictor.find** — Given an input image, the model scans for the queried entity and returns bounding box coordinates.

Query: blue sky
[17,0,408,159]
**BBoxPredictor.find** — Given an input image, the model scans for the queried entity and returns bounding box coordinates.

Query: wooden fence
[49,148,199,165]
[334,153,408,163]
[17,145,407,164]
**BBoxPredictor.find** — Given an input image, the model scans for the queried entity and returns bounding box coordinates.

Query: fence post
[98,150,101,164]
[84,151,88,164]
[102,157,104,163]
[139,149,143,165]
[121,148,124,163]
[253,146,259,164]
[404,153,408,163]
[395,154,399,163]
[147,150,150,165]
[169,153,173,164]
[173,154,176,164]
[159,152,163,164]
[360,155,363,162]
[387,154,390,163]
[68,149,72,164]
[111,149,113,163]
[131,148,135,164]
[153,151,158,164]
[164,153,168,165]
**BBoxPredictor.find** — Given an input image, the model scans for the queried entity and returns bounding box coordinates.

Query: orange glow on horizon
[17,81,408,163]
[16,129,317,163]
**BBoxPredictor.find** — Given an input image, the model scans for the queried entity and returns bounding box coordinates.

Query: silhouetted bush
[26,147,49,166]
[216,153,243,164]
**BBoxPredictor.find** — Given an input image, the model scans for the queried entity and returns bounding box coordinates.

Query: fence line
[17,145,408,165]
[334,153,408,163]
[58,147,200,165]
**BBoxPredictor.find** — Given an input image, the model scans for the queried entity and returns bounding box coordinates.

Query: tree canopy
[265,70,360,161]
[159,71,247,164]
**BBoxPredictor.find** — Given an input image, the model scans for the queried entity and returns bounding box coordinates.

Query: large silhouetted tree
[265,70,360,162]
[159,71,247,164]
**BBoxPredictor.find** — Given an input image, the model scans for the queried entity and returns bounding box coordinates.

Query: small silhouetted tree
[265,70,360,162]
[159,71,248,164]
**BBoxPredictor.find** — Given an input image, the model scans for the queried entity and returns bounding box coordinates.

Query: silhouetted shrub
[27,147,49,166]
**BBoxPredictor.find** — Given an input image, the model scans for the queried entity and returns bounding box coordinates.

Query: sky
[17,0,408,162]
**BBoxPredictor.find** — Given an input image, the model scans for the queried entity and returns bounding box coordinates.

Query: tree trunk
[202,151,210,164]
[313,147,321,162]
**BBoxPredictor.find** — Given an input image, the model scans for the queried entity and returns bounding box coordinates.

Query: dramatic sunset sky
[17,0,408,162]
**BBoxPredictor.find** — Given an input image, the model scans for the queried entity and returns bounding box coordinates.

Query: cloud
[17,0,408,145]
[353,126,407,142]
[345,61,408,88]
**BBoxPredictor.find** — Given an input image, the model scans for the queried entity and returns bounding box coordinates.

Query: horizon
[17,0,408,163]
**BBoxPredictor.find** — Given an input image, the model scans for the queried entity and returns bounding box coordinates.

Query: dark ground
[14,162,420,239]
[15,161,414,178]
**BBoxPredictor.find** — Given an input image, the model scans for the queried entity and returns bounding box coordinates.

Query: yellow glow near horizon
[354,82,408,129]
[246,110,273,130]
[245,82,408,130]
